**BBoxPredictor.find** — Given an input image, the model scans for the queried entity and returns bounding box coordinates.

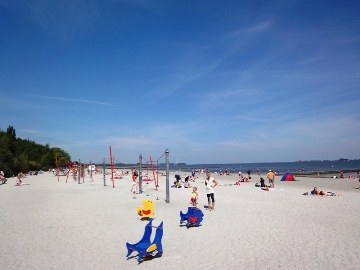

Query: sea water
[165,159,360,174]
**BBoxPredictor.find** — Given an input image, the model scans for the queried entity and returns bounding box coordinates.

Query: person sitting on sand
[239,173,247,182]
[114,172,123,179]
[184,176,191,188]
[172,177,183,188]
[260,177,265,187]
[0,170,7,184]
[17,171,25,180]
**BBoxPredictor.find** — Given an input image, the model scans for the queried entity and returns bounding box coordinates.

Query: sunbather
[311,187,320,195]
[321,191,342,196]
[303,187,342,196]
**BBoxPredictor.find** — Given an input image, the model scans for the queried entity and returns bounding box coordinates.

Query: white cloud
[23,95,113,106]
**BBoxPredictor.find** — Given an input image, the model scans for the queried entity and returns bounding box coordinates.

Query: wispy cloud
[20,129,43,135]
[228,20,273,37]
[23,95,113,106]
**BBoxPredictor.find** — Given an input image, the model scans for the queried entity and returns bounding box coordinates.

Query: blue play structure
[180,207,204,228]
[126,219,164,263]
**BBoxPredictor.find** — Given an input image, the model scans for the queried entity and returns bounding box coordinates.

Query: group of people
[187,171,218,211]
[130,168,359,210]
[172,174,196,188]
[130,170,218,211]
[253,169,275,188]
[188,171,218,211]
[340,172,359,180]
[234,172,251,185]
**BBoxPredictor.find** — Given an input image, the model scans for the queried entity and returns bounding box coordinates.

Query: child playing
[131,181,137,199]
[189,187,198,207]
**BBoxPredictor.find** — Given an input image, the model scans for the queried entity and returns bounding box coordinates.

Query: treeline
[0,126,71,177]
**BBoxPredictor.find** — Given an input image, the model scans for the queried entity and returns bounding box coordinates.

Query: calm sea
[165,160,360,174]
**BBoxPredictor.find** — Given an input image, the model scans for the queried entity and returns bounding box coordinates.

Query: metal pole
[56,155,59,182]
[103,158,106,186]
[165,149,169,203]
[110,146,114,188]
[139,154,142,193]
[78,159,81,184]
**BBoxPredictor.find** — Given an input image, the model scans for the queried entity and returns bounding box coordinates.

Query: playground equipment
[136,199,155,219]
[55,156,95,185]
[138,150,170,203]
[126,219,164,263]
[180,207,204,228]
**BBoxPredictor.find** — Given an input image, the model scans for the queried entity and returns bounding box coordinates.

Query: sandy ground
[1,171,360,270]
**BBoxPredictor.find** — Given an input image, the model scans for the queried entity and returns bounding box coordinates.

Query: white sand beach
[1,171,359,270]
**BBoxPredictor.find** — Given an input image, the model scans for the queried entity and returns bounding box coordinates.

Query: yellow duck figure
[136,199,155,218]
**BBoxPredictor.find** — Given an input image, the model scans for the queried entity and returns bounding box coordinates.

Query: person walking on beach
[267,169,275,188]
[205,172,218,211]
[358,171,360,189]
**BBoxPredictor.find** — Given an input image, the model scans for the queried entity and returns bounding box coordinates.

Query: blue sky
[1,0,359,164]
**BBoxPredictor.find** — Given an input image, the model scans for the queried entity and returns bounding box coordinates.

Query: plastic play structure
[126,219,164,262]
[136,199,155,219]
[180,207,204,228]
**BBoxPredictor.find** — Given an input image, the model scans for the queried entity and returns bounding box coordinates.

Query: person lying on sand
[320,191,342,196]
[311,187,320,195]
[233,180,240,186]
[303,188,342,196]
[15,180,28,186]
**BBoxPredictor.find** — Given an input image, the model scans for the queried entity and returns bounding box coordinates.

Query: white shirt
[205,177,216,194]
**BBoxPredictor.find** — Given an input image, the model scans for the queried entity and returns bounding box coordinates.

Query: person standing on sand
[190,186,198,207]
[131,181,137,199]
[267,169,275,188]
[205,172,218,211]
[358,171,360,189]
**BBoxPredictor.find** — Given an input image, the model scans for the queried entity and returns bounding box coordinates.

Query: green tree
[0,126,71,177]
[6,125,16,139]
